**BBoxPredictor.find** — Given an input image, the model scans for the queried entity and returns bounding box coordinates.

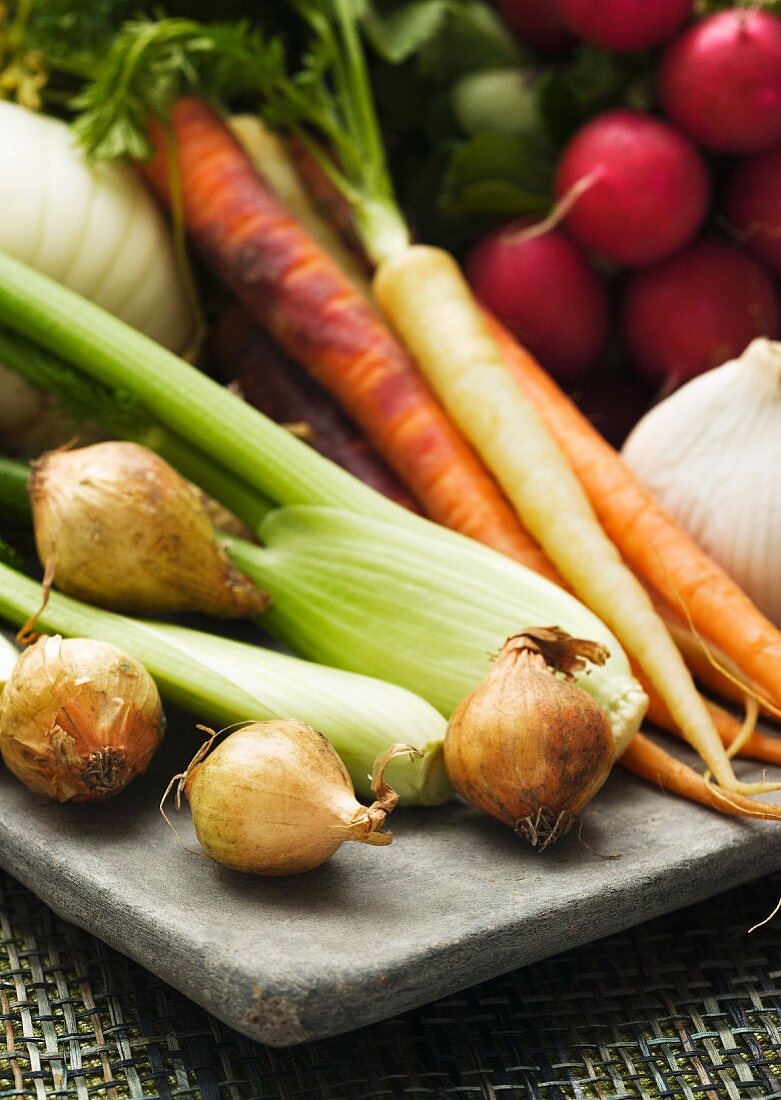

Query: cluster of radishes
[468,1,781,403]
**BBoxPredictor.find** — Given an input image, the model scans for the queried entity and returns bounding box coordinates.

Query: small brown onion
[444,627,614,850]
[0,635,165,801]
[170,721,416,875]
[30,441,268,618]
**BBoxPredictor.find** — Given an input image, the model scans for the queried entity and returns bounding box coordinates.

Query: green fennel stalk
[0,327,274,532]
[0,560,450,803]
[0,438,646,752]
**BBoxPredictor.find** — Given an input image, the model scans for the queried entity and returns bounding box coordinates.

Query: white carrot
[372,244,772,796]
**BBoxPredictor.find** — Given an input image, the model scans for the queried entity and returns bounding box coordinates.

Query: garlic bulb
[0,635,164,801]
[622,338,781,626]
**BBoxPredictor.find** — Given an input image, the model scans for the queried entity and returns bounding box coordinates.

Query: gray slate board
[0,710,777,1047]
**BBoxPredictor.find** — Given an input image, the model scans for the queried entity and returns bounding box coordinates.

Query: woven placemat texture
[1,869,781,1100]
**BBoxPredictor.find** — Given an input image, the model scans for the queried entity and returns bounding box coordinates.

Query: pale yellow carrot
[372,243,777,796]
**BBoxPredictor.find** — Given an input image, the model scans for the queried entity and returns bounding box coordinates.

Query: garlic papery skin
[179,721,413,876]
[621,338,781,627]
[0,635,165,802]
[30,441,269,619]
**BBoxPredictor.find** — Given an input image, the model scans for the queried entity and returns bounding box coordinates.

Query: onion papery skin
[184,721,394,876]
[30,442,267,619]
[444,637,614,849]
[0,635,164,802]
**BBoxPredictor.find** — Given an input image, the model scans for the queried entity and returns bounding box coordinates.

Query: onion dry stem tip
[444,626,614,851]
[166,721,420,875]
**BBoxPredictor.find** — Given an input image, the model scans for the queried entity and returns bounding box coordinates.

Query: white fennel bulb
[0,101,192,444]
[622,338,781,626]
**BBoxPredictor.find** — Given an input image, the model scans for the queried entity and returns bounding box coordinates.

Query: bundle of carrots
[144,103,556,575]
[133,88,781,821]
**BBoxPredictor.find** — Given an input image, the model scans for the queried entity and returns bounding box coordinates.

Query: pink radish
[622,238,780,387]
[557,0,693,53]
[497,0,575,55]
[658,9,781,154]
[555,109,709,267]
[723,146,781,277]
[466,222,608,382]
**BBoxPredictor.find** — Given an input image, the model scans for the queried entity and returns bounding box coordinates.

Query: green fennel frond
[72,17,285,160]
[70,5,409,258]
[22,0,135,66]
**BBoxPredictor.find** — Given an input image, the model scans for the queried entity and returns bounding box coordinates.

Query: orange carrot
[488,313,781,714]
[620,734,781,820]
[140,99,556,577]
[659,602,769,711]
[643,681,781,767]
[210,303,421,512]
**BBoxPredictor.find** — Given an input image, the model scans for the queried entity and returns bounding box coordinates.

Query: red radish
[466,222,608,382]
[658,10,781,154]
[622,238,780,386]
[723,146,781,277]
[497,0,575,55]
[557,0,693,52]
[555,109,710,267]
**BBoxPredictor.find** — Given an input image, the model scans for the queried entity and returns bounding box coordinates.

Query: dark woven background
[2,868,781,1100]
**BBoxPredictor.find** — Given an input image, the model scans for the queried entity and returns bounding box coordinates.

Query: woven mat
[1,870,781,1100]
